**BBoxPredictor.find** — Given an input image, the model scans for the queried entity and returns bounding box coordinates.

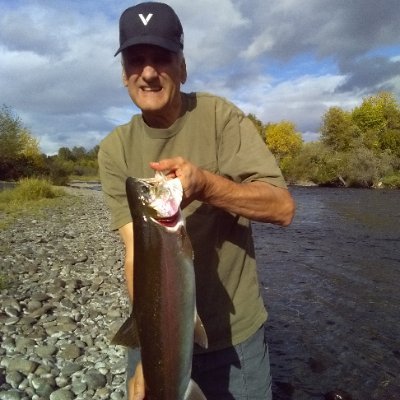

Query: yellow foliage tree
[265,121,303,164]
[19,129,45,169]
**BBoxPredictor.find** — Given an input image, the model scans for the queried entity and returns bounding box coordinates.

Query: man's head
[115,2,184,56]
[116,2,187,128]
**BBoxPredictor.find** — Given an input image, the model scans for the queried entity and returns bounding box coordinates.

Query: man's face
[122,44,186,127]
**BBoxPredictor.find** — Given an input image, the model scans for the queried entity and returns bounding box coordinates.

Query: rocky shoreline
[0,188,130,400]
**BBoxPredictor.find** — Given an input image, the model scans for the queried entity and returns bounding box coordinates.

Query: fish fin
[194,312,208,349]
[184,379,207,400]
[111,312,140,348]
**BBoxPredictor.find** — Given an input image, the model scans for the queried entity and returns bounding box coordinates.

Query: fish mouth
[154,212,180,228]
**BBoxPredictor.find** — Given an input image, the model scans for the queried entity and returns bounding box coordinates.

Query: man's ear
[180,57,187,84]
[122,69,128,87]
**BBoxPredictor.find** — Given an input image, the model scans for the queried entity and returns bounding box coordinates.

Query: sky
[1,0,400,155]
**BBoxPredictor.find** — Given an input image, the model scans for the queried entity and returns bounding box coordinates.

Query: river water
[254,187,400,400]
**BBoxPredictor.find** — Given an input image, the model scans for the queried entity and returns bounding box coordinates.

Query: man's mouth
[141,87,162,92]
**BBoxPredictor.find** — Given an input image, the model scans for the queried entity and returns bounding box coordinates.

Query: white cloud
[0,0,399,154]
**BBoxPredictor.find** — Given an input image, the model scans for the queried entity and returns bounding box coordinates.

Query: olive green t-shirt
[98,92,287,351]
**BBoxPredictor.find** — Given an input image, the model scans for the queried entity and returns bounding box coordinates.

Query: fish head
[126,172,183,226]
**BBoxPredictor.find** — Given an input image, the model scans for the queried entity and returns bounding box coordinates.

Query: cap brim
[114,36,182,56]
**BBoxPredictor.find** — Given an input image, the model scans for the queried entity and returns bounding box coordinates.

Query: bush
[0,178,64,209]
[381,173,400,189]
[14,178,64,201]
[0,178,66,229]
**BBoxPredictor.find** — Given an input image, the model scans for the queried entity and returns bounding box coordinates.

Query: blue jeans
[126,325,272,399]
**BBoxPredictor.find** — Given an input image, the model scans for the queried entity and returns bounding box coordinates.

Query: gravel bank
[0,188,129,400]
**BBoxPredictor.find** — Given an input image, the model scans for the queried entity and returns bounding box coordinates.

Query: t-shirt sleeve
[216,102,287,188]
[98,139,132,230]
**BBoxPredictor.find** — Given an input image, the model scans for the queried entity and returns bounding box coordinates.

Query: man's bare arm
[118,222,134,303]
[151,158,295,226]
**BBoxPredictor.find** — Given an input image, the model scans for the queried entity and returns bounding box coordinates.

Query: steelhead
[112,172,208,400]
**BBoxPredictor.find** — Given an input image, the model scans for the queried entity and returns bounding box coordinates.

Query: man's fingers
[128,363,146,400]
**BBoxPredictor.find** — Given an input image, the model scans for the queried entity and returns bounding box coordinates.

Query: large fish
[112,172,208,400]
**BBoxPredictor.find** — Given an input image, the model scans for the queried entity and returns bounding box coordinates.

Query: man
[98,2,295,399]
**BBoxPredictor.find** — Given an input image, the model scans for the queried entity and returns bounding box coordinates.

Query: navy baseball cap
[115,2,184,56]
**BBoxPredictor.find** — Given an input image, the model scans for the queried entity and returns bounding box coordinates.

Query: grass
[0,177,66,229]
[69,174,100,182]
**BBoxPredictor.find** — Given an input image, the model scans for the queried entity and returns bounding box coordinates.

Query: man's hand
[150,157,207,207]
[128,362,146,400]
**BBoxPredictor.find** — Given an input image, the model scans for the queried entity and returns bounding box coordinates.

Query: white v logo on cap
[139,13,153,26]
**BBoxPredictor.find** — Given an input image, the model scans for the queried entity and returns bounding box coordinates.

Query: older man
[98,2,295,399]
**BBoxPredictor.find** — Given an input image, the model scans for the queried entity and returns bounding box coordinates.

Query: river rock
[0,189,128,399]
[5,371,23,388]
[30,376,55,397]
[0,390,22,400]
[34,345,58,358]
[84,369,107,391]
[58,344,81,361]
[7,359,39,375]
[49,388,74,400]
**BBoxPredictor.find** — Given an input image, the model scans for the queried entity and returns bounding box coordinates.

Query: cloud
[337,57,400,94]
[0,0,399,154]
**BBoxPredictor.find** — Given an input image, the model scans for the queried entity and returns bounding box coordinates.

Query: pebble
[0,189,129,399]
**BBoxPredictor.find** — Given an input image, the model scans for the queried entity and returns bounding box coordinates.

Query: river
[254,187,400,399]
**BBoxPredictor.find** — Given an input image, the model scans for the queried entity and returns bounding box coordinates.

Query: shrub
[0,178,66,228]
[0,178,65,210]
[381,173,400,189]
[13,178,64,201]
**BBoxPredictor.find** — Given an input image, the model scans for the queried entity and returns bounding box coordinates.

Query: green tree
[380,129,400,158]
[352,91,400,152]
[58,147,75,161]
[247,113,265,142]
[0,105,24,160]
[320,106,360,151]
[71,146,87,161]
[286,142,344,186]
[0,105,43,180]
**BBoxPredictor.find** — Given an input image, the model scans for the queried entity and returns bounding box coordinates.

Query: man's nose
[141,64,158,80]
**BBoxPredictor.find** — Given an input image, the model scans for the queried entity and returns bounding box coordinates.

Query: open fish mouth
[155,212,181,227]
[138,172,183,219]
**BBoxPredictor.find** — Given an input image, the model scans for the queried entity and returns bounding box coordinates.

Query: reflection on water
[254,187,400,400]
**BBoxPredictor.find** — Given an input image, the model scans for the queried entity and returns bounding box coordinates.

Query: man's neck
[142,94,184,129]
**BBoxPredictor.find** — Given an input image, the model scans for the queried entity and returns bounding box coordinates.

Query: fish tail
[184,379,207,400]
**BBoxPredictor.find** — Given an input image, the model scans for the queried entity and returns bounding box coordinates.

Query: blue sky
[1,0,399,154]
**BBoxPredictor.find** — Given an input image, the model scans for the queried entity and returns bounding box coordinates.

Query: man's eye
[127,57,142,65]
[154,54,173,64]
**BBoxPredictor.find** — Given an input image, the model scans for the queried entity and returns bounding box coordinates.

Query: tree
[58,147,75,161]
[380,129,400,158]
[352,91,400,152]
[320,106,360,152]
[0,105,44,180]
[0,105,24,160]
[71,146,87,161]
[247,113,265,142]
[265,121,303,163]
